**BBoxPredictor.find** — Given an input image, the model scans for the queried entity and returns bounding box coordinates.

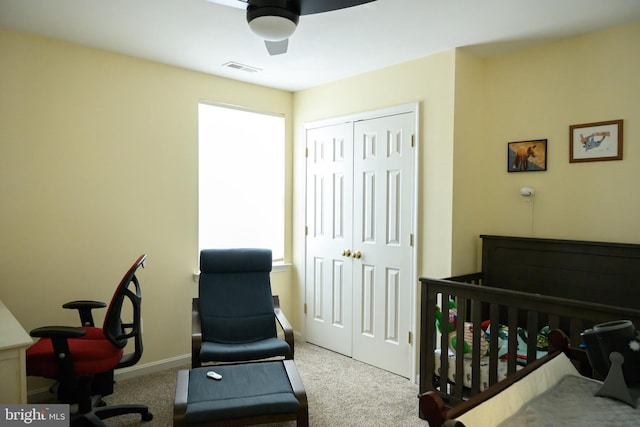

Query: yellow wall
[292,51,458,286]
[291,21,639,372]
[291,51,458,370]
[0,28,294,377]
[292,21,640,283]
[451,49,487,274]
[1,18,639,388]
[472,22,640,254]
[293,21,640,283]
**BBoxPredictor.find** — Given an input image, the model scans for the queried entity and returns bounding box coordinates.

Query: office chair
[192,248,294,368]
[26,254,152,426]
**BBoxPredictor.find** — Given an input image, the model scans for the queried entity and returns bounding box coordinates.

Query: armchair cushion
[198,272,278,344]
[200,337,291,363]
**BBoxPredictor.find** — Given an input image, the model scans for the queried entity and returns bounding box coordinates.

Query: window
[198,103,285,261]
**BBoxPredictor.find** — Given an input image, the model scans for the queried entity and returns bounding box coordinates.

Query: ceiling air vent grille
[222,61,262,73]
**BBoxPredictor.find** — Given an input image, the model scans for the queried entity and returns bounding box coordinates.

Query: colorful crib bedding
[434,348,517,391]
[434,321,549,391]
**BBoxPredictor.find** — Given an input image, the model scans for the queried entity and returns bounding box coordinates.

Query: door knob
[341,249,351,257]
[352,250,362,259]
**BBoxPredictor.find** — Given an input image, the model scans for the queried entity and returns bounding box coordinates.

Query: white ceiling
[2,0,640,92]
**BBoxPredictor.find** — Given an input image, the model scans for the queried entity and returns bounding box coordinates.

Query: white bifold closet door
[305,108,415,378]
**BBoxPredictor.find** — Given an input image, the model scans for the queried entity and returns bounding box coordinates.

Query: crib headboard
[480,235,640,310]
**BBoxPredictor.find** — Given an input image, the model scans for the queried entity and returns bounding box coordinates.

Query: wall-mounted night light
[520,186,535,197]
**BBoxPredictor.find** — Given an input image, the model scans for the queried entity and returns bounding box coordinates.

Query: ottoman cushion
[185,362,300,424]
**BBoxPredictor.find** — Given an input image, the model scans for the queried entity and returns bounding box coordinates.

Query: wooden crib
[418,235,640,415]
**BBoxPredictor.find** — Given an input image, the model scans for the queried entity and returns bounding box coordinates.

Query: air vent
[222,61,262,73]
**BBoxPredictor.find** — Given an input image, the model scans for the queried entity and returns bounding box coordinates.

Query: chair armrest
[63,300,107,327]
[273,295,295,359]
[191,298,202,368]
[30,326,88,339]
[30,326,87,379]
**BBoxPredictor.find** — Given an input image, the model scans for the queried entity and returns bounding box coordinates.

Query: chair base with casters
[26,254,152,427]
[70,393,153,427]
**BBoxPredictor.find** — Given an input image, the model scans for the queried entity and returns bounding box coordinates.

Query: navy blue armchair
[192,248,294,368]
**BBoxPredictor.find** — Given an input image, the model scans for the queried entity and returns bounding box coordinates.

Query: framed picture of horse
[570,119,623,163]
[507,139,547,172]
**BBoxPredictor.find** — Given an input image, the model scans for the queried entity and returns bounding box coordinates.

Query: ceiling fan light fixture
[246,6,299,41]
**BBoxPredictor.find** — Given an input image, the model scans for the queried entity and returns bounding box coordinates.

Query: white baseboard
[114,353,191,380]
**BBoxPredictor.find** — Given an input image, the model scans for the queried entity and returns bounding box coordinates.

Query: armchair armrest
[63,300,107,327]
[173,370,189,427]
[273,295,294,359]
[191,298,202,368]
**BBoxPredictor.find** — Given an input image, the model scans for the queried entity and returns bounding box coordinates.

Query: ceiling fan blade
[299,0,376,15]
[265,39,288,55]
[205,0,247,10]
[208,0,377,15]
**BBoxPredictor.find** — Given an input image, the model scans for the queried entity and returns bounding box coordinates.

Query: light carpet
[102,341,425,426]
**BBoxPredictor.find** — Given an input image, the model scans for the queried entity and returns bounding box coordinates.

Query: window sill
[272,262,291,273]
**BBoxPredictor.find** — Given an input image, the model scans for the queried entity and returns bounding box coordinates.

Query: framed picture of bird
[570,119,623,163]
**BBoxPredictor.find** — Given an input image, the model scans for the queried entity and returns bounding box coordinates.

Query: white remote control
[206,371,222,380]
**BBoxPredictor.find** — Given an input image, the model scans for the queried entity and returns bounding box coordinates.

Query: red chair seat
[26,331,123,378]
[79,326,109,340]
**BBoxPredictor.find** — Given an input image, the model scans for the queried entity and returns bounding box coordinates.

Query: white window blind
[198,103,285,261]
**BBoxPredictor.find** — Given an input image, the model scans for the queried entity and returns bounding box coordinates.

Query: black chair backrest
[198,248,275,344]
[103,254,146,368]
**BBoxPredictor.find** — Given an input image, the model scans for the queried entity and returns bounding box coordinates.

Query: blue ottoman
[174,360,308,426]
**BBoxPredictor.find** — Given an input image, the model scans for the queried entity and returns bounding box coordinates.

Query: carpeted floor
[102,341,426,426]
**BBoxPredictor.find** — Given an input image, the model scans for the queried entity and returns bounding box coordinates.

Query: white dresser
[0,300,32,403]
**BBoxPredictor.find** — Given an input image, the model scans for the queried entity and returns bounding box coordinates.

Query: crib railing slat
[526,311,538,363]
[488,303,500,386]
[470,299,482,394]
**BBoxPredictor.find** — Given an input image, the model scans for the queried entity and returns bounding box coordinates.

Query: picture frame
[507,139,547,172]
[569,119,623,163]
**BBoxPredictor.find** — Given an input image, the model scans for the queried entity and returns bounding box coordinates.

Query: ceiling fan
[207,0,377,55]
